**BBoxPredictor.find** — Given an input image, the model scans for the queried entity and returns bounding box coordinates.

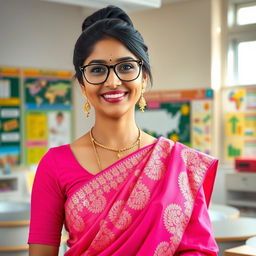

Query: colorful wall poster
[25,111,48,165]
[191,100,213,155]
[0,67,21,166]
[223,87,256,162]
[24,69,72,110]
[23,69,73,165]
[48,111,71,148]
[136,101,190,144]
[135,88,214,154]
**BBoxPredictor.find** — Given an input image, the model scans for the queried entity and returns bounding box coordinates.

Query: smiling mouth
[101,91,128,102]
[103,92,126,99]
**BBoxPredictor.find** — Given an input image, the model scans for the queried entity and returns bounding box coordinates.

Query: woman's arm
[28,150,65,250]
[29,244,59,256]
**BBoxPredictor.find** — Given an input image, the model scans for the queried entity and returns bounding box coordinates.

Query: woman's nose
[104,69,122,88]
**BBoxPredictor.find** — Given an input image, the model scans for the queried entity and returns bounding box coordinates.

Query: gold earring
[84,100,91,118]
[82,89,91,118]
[139,88,147,112]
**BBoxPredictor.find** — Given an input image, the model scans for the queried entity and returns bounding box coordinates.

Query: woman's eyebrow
[87,56,136,65]
[116,56,136,62]
[88,59,106,65]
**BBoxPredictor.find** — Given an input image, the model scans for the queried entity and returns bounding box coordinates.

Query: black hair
[73,5,152,86]
[56,111,63,117]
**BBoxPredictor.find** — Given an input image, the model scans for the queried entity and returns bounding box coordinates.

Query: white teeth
[103,93,125,99]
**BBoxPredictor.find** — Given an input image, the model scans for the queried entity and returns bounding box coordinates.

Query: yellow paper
[26,171,35,194]
[27,147,47,165]
[225,113,244,136]
[225,137,244,161]
[26,113,47,140]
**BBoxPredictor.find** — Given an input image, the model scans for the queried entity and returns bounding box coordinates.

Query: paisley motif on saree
[64,137,218,256]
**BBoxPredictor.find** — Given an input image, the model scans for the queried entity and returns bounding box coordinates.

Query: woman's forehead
[84,38,137,64]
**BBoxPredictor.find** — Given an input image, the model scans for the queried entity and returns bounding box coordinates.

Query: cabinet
[0,174,19,196]
[0,172,30,201]
[225,172,256,216]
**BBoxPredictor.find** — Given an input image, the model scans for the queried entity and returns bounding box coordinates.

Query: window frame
[226,0,256,87]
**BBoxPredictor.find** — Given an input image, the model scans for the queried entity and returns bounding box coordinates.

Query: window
[227,1,256,86]
[237,4,256,25]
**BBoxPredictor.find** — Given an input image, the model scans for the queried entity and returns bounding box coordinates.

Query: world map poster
[23,69,73,165]
[24,69,72,110]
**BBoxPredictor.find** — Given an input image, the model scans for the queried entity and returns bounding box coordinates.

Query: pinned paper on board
[136,89,214,154]
[225,137,244,161]
[0,68,21,166]
[223,87,256,162]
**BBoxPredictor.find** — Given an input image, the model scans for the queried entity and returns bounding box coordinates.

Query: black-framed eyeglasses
[79,59,143,85]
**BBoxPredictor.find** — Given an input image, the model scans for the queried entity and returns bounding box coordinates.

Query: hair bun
[82,5,133,31]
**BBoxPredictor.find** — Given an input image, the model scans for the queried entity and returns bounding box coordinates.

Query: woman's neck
[92,116,139,149]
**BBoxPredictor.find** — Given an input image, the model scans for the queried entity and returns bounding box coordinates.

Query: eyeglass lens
[82,61,141,84]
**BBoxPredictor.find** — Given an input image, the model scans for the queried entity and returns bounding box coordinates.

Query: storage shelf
[225,172,256,213]
[227,200,256,208]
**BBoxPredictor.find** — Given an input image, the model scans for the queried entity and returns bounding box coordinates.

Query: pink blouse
[28,144,96,246]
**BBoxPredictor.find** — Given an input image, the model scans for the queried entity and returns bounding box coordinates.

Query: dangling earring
[139,87,147,112]
[84,100,91,118]
[82,90,90,118]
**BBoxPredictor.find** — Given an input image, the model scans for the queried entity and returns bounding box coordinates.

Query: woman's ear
[142,73,148,90]
[80,84,87,97]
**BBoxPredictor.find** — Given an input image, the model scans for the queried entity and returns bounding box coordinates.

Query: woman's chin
[98,107,134,120]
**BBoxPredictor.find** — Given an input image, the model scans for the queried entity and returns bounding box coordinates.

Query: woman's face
[80,37,147,119]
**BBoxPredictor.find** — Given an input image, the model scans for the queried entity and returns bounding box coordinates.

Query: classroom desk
[246,236,256,248]
[209,203,240,219]
[212,217,256,255]
[224,245,256,256]
[0,201,67,256]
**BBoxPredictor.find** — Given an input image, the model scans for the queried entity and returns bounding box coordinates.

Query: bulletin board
[23,69,73,165]
[135,88,214,155]
[223,87,256,162]
[0,67,21,167]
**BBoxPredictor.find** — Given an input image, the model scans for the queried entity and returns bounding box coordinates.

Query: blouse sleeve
[28,149,65,246]
[174,186,219,255]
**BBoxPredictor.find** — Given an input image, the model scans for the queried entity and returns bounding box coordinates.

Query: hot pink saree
[64,137,218,255]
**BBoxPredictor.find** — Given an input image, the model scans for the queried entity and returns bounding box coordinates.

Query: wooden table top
[224,245,256,256]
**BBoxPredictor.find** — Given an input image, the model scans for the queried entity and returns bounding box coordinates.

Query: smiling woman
[28,5,219,256]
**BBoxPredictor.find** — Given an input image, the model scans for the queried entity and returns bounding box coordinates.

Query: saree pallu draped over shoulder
[64,137,218,256]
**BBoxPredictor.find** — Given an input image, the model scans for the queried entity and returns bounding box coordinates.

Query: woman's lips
[101,91,128,103]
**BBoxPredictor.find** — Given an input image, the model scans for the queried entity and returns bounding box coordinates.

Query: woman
[28,5,219,256]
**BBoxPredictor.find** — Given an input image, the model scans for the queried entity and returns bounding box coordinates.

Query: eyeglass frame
[79,59,143,85]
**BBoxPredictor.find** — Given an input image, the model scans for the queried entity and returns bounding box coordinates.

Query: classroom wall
[130,0,211,91]
[0,0,93,139]
[0,0,227,205]
[0,0,211,138]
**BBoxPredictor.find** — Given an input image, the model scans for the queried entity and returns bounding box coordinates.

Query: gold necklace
[89,128,141,171]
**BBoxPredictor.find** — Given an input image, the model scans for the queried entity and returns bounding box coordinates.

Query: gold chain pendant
[117,151,122,159]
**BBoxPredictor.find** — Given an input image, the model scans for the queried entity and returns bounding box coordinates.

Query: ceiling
[41,0,192,12]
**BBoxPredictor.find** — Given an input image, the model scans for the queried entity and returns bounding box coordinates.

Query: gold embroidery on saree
[90,220,115,251]
[65,147,152,235]
[108,200,132,230]
[154,241,172,256]
[127,181,151,210]
[154,145,214,256]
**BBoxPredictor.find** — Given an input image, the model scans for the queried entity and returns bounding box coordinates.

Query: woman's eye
[118,63,135,72]
[89,66,106,74]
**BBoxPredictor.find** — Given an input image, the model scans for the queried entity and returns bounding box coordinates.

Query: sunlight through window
[237,5,256,25]
[238,41,256,84]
